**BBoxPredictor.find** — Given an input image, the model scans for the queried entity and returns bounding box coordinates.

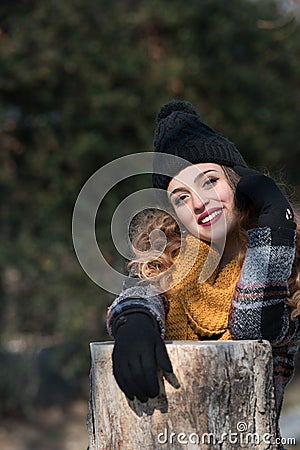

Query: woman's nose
[191,192,206,212]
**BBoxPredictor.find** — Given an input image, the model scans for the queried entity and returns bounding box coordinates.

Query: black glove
[112,311,173,402]
[234,166,295,229]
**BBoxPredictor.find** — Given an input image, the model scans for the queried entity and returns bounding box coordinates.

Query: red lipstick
[197,208,223,227]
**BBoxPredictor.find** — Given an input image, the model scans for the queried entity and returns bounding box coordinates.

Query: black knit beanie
[152,100,248,191]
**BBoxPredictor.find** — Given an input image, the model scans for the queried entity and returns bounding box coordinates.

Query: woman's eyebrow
[193,169,218,184]
[169,169,218,197]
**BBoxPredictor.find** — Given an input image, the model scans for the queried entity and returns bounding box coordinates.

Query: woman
[106,100,300,432]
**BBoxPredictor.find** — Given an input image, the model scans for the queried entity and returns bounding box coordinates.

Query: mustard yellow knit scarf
[164,234,241,341]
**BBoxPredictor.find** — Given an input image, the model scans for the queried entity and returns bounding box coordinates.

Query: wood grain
[88,340,278,449]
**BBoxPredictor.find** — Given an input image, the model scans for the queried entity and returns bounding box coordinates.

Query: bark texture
[88,340,278,450]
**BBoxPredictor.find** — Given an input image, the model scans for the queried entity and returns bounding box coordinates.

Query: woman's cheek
[220,183,235,203]
[177,207,195,228]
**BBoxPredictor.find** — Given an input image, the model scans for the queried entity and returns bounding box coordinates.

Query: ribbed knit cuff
[106,292,166,338]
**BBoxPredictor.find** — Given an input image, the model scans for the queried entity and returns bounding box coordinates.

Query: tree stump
[88,340,278,449]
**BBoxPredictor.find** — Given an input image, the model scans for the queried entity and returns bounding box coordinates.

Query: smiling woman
[106,100,300,447]
[167,163,238,258]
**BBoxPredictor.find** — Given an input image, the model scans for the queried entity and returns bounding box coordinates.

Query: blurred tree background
[0,0,300,418]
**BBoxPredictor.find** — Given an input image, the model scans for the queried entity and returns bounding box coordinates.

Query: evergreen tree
[0,0,299,414]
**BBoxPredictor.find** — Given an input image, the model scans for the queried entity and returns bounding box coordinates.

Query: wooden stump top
[88,340,278,450]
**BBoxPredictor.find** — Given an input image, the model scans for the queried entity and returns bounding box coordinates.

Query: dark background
[0,0,300,448]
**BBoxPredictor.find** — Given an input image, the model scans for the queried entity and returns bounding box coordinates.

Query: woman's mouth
[197,208,223,227]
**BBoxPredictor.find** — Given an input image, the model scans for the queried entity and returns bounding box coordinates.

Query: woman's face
[167,162,238,243]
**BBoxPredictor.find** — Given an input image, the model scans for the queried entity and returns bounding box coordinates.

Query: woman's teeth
[200,210,222,224]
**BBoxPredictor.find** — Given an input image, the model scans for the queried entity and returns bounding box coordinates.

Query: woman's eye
[203,177,219,188]
[174,194,189,206]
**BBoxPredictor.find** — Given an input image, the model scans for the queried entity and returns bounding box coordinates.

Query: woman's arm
[229,166,298,344]
[229,225,297,344]
[106,275,167,338]
[106,274,172,402]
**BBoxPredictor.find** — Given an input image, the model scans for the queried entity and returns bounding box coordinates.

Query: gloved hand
[112,311,173,402]
[233,166,295,229]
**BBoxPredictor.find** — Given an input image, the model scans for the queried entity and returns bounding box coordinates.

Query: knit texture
[106,281,167,337]
[106,226,299,424]
[164,234,241,340]
[229,227,296,345]
[152,100,248,191]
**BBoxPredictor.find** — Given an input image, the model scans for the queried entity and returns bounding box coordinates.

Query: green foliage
[0,0,300,414]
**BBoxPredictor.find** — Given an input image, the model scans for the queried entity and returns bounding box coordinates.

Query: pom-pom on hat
[152,100,248,191]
